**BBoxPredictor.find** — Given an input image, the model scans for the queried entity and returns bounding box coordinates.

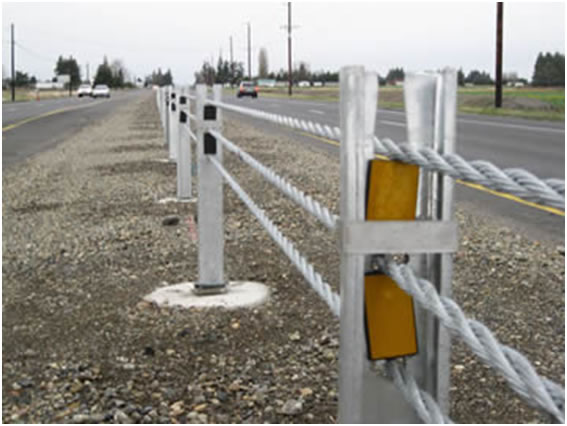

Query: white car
[92,84,111,98]
[77,84,92,97]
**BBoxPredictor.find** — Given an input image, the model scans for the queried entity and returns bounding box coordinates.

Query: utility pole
[287,2,292,96]
[495,2,503,108]
[229,36,233,64]
[86,62,90,83]
[281,3,298,96]
[11,23,15,102]
[229,35,234,87]
[247,22,251,80]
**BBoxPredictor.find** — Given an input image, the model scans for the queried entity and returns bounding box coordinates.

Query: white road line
[308,109,325,115]
[380,120,405,128]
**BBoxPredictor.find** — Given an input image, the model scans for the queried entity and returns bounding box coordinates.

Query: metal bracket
[180,96,187,105]
[204,132,217,154]
[340,220,458,254]
[193,282,227,295]
[179,111,187,123]
[171,102,176,112]
[204,105,217,120]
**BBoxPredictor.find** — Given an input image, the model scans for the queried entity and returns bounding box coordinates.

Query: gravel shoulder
[2,92,564,423]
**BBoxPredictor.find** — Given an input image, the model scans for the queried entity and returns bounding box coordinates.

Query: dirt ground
[2,92,564,423]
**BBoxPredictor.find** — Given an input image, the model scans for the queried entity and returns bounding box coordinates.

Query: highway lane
[221,95,564,242]
[2,90,146,166]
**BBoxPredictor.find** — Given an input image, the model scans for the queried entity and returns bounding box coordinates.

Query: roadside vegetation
[2,88,70,102]
[224,85,565,121]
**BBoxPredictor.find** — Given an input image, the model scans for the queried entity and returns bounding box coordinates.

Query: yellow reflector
[365,273,418,360]
[364,159,419,360]
[366,159,419,221]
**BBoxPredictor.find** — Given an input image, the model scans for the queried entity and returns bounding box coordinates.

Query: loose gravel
[2,92,564,423]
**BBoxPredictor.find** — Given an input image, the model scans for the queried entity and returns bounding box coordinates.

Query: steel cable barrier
[156,67,564,423]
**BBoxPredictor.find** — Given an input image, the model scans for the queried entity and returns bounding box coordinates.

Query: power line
[15,42,54,63]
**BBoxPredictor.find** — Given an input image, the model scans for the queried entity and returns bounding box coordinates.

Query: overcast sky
[2,2,565,84]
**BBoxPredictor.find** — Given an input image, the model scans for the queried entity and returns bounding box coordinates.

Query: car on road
[92,84,111,98]
[237,81,258,98]
[77,84,92,97]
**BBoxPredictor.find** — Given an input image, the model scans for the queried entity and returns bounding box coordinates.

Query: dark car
[237,81,258,98]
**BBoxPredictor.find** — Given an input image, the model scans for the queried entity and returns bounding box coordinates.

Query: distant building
[257,79,276,87]
[36,81,65,90]
[298,80,310,87]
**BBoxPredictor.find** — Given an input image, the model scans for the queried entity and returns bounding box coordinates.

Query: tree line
[192,49,564,87]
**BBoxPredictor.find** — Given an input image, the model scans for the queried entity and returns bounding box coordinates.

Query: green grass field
[3,89,70,103]
[235,85,564,121]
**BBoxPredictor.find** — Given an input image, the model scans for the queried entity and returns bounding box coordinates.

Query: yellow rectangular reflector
[365,273,418,360]
[364,159,419,360]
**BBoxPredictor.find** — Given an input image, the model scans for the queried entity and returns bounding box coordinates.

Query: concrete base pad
[157,196,196,204]
[144,281,270,309]
[152,158,175,163]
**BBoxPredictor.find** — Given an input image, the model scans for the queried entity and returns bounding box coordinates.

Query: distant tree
[258,48,269,78]
[457,69,465,86]
[532,52,564,86]
[110,59,129,88]
[54,55,81,88]
[145,68,174,87]
[14,70,31,87]
[94,56,113,86]
[385,67,404,84]
[215,57,231,84]
[163,69,173,85]
[293,61,310,82]
[465,70,493,85]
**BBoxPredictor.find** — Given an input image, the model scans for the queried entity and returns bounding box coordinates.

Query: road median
[2,93,563,423]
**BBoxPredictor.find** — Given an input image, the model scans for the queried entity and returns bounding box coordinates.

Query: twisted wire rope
[209,130,338,230]
[386,361,453,423]
[208,151,447,423]
[379,257,565,423]
[180,123,198,142]
[188,100,564,422]
[373,137,564,210]
[208,156,341,317]
[205,100,564,210]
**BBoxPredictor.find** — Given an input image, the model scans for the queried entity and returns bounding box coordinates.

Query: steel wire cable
[186,100,564,422]
[208,156,341,317]
[208,153,447,423]
[204,100,564,210]
[386,361,453,423]
[378,257,565,423]
[209,130,338,230]
[373,137,564,210]
[180,123,198,142]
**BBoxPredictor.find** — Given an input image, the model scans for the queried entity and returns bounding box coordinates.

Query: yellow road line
[2,100,102,133]
[298,130,565,217]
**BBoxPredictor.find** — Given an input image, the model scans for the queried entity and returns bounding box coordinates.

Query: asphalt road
[3,90,563,242]
[222,95,565,242]
[2,90,145,166]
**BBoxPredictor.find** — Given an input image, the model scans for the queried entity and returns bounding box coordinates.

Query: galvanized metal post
[433,68,457,414]
[165,86,170,149]
[403,70,456,414]
[338,66,418,423]
[169,87,178,162]
[177,87,193,200]
[195,84,225,293]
